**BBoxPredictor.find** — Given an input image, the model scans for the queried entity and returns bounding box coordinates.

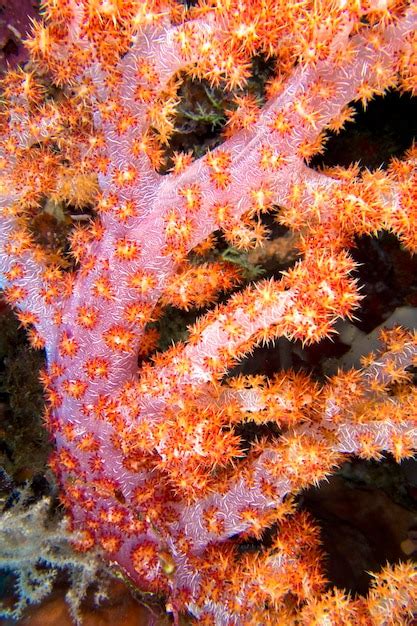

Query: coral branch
[0,0,417,623]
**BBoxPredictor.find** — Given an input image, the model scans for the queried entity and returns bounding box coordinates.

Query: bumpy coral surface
[1,1,417,623]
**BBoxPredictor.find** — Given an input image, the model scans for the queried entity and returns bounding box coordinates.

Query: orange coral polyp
[0,1,417,623]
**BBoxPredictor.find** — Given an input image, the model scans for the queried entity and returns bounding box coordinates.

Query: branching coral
[0,0,416,623]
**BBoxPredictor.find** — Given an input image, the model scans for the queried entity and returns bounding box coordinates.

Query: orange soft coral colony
[1,0,417,623]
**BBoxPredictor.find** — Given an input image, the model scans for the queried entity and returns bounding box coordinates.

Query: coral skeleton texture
[0,0,417,623]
